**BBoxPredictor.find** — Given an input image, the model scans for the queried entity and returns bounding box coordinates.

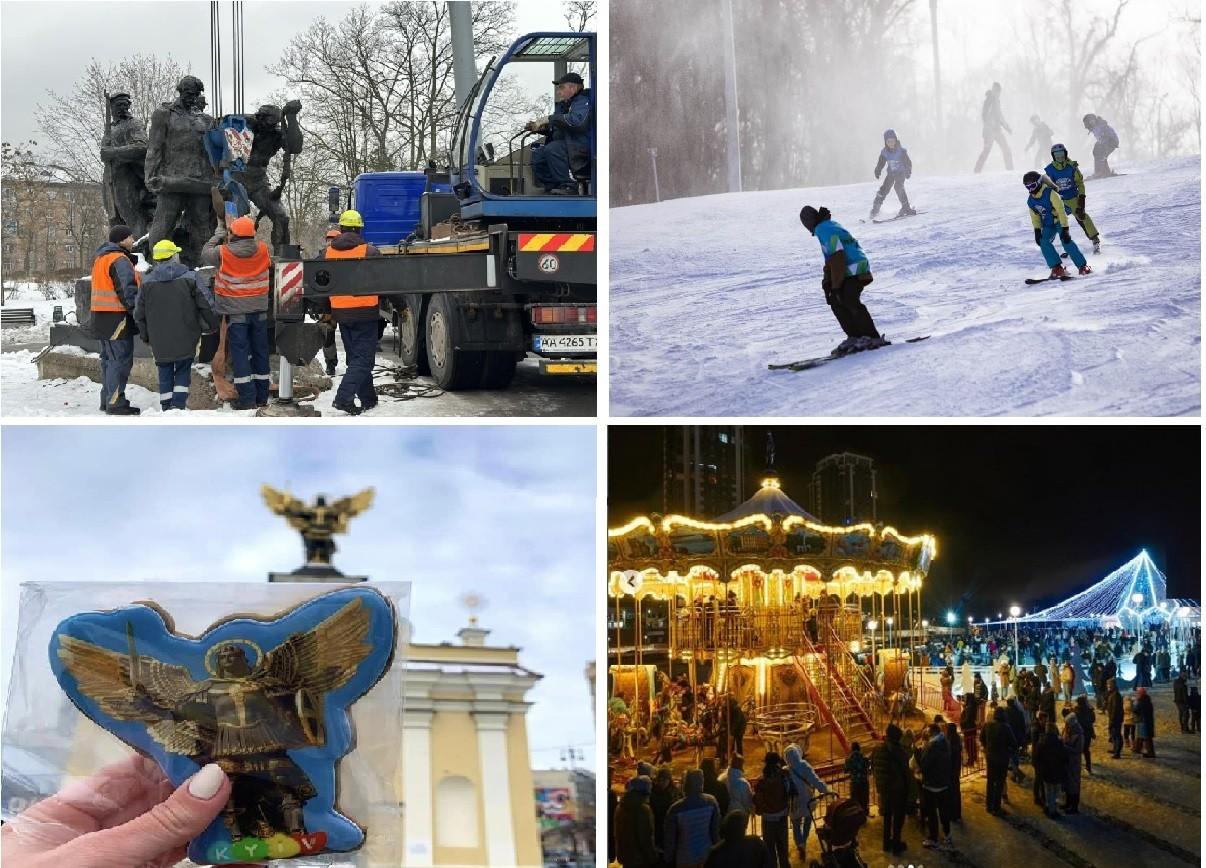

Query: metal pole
[649,148,661,203]
[278,355,294,401]
[720,0,742,192]
[447,1,477,114]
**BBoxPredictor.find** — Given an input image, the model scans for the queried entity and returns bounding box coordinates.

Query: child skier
[1044,143,1101,253]
[1025,115,1054,168]
[1022,171,1090,279]
[1082,113,1120,178]
[871,128,915,220]
[799,205,886,355]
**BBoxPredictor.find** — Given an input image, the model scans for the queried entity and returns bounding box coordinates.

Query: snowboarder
[1044,143,1101,253]
[1025,115,1054,169]
[1023,171,1090,279]
[871,128,915,220]
[799,205,885,356]
[974,82,1013,173]
[1082,113,1120,177]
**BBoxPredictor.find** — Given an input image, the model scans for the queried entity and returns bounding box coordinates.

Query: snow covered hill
[610,156,1201,416]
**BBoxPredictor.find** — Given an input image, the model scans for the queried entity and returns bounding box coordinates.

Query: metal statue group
[101,76,303,266]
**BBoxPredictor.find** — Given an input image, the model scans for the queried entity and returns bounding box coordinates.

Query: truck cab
[284,31,597,391]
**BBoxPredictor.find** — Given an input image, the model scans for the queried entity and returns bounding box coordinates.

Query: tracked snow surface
[610,157,1200,416]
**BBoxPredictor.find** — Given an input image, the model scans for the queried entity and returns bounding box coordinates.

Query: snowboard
[1023,274,1076,285]
[768,336,930,372]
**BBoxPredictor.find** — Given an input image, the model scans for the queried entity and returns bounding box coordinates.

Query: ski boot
[1050,264,1069,280]
[832,336,858,356]
[897,204,917,218]
[1078,264,1092,275]
[1091,236,1101,254]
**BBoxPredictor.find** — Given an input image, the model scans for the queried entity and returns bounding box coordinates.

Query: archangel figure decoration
[261,485,375,568]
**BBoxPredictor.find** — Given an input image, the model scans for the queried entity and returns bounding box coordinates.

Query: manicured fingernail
[188,763,225,799]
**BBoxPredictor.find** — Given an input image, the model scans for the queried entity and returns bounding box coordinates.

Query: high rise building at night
[810,452,878,525]
[663,426,746,517]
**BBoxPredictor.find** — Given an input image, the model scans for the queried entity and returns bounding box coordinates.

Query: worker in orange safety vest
[89,224,143,415]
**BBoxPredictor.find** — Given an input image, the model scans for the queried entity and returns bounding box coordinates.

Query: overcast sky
[1,0,591,144]
[1,425,597,771]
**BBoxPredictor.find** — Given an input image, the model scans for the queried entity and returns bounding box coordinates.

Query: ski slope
[610,156,1201,416]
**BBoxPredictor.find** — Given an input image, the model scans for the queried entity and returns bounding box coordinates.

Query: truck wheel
[479,351,518,389]
[425,292,483,390]
[398,294,430,374]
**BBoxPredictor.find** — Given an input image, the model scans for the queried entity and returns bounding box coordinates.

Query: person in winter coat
[914,724,952,849]
[980,707,1017,815]
[1034,723,1066,818]
[799,205,884,357]
[134,239,219,411]
[1133,686,1156,757]
[650,767,679,851]
[1123,689,1138,748]
[843,742,871,813]
[1189,684,1201,733]
[1061,712,1084,813]
[959,693,979,767]
[704,810,774,868]
[1023,171,1090,279]
[1025,114,1054,168]
[615,776,660,868]
[1133,647,1153,688]
[1045,144,1102,253]
[945,722,963,823]
[665,769,721,868]
[89,225,143,415]
[526,72,593,194]
[200,215,273,410]
[1005,697,1028,783]
[1074,695,1096,773]
[700,758,730,817]
[1029,711,1049,805]
[1082,113,1120,177]
[1173,672,1190,732]
[871,723,910,856]
[725,756,755,817]
[870,129,915,220]
[974,82,1014,173]
[1105,678,1124,758]
[753,753,791,868]
[784,744,829,860]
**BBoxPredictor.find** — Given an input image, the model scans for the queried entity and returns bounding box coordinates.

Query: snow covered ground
[0,283,76,348]
[610,156,1201,416]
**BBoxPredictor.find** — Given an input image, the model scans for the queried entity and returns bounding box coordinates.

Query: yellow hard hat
[152,239,183,260]
[338,209,364,229]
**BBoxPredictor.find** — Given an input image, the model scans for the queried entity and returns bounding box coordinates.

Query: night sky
[608,425,1201,620]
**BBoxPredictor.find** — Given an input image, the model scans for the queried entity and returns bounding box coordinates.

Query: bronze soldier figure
[145,76,217,267]
[231,100,303,250]
[100,92,154,242]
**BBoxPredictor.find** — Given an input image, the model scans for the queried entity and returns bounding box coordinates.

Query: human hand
[0,756,261,868]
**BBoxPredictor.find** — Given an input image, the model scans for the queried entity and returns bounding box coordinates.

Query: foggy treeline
[610,0,1200,206]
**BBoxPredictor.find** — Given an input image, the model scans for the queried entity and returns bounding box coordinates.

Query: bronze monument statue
[261,485,375,567]
[232,101,303,249]
[145,75,217,267]
[101,92,154,242]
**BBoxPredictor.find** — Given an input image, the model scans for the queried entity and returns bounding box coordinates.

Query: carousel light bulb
[886,616,894,626]
[868,619,878,631]
[922,619,929,628]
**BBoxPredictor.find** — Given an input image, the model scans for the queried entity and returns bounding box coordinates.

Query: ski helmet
[1050,143,1067,161]
[799,205,820,230]
[883,128,897,142]
[1022,171,1042,192]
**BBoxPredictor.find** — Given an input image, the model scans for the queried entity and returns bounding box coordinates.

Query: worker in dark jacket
[134,239,219,410]
[89,225,143,415]
[201,215,272,410]
[979,707,1017,814]
[527,72,593,194]
[320,209,383,414]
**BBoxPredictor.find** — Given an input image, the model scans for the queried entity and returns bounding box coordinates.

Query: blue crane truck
[273,31,596,391]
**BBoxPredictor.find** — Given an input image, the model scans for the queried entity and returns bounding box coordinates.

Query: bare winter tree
[1,141,56,280]
[563,0,597,31]
[33,54,193,184]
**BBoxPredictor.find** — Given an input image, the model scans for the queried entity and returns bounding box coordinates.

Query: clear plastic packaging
[2,581,410,867]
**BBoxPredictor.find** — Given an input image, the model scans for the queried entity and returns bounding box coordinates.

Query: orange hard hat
[324,228,341,239]
[229,216,256,237]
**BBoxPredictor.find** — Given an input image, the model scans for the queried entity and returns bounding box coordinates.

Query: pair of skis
[768,336,930,372]
[860,210,923,225]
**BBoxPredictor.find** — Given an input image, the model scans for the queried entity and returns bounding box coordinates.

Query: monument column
[473,711,516,866]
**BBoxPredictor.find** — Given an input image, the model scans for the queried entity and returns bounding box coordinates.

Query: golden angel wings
[56,598,373,755]
[260,485,375,533]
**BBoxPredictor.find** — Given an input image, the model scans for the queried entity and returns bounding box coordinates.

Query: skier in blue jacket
[871,129,915,220]
[1023,171,1090,279]
[1044,143,1101,253]
[799,205,886,355]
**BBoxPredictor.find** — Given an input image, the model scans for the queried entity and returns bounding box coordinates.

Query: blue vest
[814,220,871,275]
[1044,160,1080,201]
[880,145,908,175]
[1027,189,1061,228]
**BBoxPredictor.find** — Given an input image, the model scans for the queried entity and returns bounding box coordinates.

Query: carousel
[607,471,938,778]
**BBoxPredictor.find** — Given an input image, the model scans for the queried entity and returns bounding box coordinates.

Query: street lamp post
[868,619,879,675]
[1009,605,1021,672]
[921,619,929,704]
[886,616,895,659]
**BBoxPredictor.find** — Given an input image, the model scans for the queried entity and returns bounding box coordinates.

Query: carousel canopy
[713,473,818,523]
[993,550,1198,627]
